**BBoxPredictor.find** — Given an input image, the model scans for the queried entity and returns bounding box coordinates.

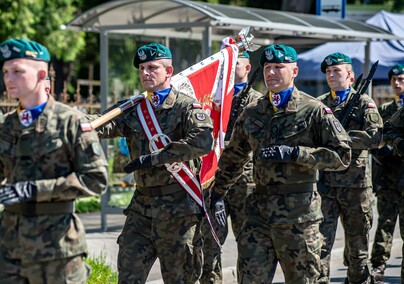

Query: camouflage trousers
[117,210,203,284]
[319,186,373,283]
[237,219,322,284]
[200,183,254,284]
[0,253,90,284]
[226,183,254,238]
[200,189,226,284]
[371,185,404,278]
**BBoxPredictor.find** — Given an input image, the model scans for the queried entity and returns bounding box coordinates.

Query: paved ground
[82,200,403,283]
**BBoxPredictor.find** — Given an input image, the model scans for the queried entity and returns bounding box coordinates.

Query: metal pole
[100,29,109,232]
[202,25,212,59]
[364,40,372,98]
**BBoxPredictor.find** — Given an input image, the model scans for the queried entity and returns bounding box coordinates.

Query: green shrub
[85,254,118,284]
[75,191,133,214]
[75,196,101,213]
[109,191,133,207]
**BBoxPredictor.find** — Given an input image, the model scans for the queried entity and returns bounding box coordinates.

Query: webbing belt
[5,201,75,216]
[255,183,314,195]
[137,184,183,197]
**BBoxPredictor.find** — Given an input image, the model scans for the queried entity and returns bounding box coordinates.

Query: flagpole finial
[236,26,261,52]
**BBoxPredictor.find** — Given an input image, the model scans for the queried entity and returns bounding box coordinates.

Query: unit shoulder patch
[333,120,342,132]
[369,113,380,123]
[91,141,102,156]
[195,113,206,121]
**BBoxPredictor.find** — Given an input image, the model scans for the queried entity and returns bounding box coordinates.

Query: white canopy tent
[297,10,404,81]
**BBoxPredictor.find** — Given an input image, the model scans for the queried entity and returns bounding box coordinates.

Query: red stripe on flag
[199,151,218,186]
[171,44,238,189]
[220,46,236,137]
[187,61,220,100]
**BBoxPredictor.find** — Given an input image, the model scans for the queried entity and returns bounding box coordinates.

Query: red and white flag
[171,42,239,189]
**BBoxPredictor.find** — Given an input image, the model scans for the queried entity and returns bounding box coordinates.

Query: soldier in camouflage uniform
[370,63,404,282]
[90,43,214,283]
[0,39,108,283]
[201,51,263,284]
[317,52,383,284]
[210,44,351,284]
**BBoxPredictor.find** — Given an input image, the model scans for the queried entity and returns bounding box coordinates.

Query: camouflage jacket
[226,87,264,142]
[373,100,402,185]
[224,87,263,185]
[213,87,351,224]
[0,95,108,262]
[384,106,404,155]
[95,88,214,220]
[317,89,383,188]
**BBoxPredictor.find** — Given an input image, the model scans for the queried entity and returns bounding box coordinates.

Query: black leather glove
[371,145,395,164]
[259,145,299,162]
[371,145,394,157]
[0,181,37,206]
[317,181,329,194]
[124,154,153,173]
[210,191,227,227]
[397,140,404,157]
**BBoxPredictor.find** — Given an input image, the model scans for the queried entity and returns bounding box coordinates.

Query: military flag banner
[171,42,238,188]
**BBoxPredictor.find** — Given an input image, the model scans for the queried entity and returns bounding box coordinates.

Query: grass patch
[85,254,118,284]
[347,3,392,11]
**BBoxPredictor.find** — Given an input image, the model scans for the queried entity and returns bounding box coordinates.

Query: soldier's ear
[165,65,174,77]
[292,65,299,78]
[38,69,47,81]
[347,71,355,84]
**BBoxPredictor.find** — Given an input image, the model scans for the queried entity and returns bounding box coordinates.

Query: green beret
[321,52,352,73]
[0,38,50,65]
[259,44,297,67]
[133,43,172,69]
[239,51,250,59]
[388,63,404,80]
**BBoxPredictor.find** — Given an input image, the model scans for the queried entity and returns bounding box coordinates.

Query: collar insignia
[152,94,160,107]
[272,93,281,107]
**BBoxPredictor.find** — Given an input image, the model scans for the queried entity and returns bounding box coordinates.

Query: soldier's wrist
[210,189,225,201]
[393,138,403,152]
[396,139,404,156]
[292,146,301,162]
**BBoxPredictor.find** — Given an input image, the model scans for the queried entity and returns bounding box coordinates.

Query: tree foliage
[0,0,86,62]
[347,0,403,11]
[391,0,404,12]
[0,0,37,40]
[0,0,87,96]
[38,0,86,62]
